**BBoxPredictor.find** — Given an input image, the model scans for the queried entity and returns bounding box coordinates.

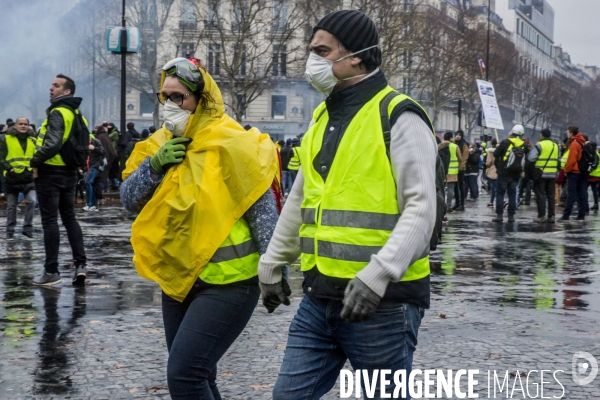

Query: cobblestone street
[1,201,600,399]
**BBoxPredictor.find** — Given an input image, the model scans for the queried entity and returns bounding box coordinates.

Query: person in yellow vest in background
[527,129,559,223]
[587,144,600,211]
[120,57,279,399]
[257,11,437,399]
[558,137,570,206]
[286,137,301,184]
[0,118,37,240]
[438,131,462,212]
[492,124,525,223]
[31,74,88,286]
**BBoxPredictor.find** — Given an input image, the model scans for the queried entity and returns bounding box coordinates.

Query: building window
[140,93,154,116]
[272,44,287,76]
[516,18,520,34]
[181,42,195,57]
[180,0,197,29]
[234,44,246,76]
[207,0,221,29]
[272,95,286,119]
[273,0,288,31]
[208,44,221,75]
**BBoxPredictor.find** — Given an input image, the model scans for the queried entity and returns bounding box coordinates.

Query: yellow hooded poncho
[124,66,278,302]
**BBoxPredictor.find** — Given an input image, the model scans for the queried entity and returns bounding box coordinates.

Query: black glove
[340,278,382,323]
[260,278,291,313]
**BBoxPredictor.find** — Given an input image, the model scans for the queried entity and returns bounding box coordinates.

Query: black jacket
[302,70,430,309]
[494,137,523,178]
[88,138,105,170]
[30,95,83,170]
[0,127,36,185]
[465,150,481,174]
[119,128,140,150]
[280,146,293,170]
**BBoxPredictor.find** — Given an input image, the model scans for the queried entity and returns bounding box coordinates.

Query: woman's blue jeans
[162,277,260,399]
[273,294,424,400]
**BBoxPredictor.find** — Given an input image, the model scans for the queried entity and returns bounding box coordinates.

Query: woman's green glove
[149,137,192,174]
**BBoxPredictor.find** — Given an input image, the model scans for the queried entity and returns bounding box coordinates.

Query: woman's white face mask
[163,100,192,137]
[304,45,378,95]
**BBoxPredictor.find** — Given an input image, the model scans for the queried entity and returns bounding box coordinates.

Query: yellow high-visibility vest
[298,86,431,282]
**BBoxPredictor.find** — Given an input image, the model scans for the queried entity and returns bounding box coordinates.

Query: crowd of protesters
[440,124,598,223]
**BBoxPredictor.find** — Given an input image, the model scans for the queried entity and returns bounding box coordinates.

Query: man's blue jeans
[495,175,519,216]
[563,173,588,219]
[283,171,294,194]
[272,294,424,400]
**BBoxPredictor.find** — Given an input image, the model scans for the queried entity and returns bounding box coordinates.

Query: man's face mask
[304,45,378,95]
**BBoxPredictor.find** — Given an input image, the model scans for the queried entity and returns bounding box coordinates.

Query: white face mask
[163,100,192,137]
[304,45,378,95]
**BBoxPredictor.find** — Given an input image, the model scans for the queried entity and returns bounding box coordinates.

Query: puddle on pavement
[430,216,600,314]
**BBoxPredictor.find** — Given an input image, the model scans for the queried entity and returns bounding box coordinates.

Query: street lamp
[120,0,127,140]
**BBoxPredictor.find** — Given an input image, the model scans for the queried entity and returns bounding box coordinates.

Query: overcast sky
[551,0,600,68]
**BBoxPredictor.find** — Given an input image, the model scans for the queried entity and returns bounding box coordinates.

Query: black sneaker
[6,232,14,240]
[33,272,62,286]
[73,264,87,285]
[22,231,33,240]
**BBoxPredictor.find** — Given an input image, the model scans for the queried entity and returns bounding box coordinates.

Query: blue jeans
[272,294,424,400]
[85,168,99,207]
[283,171,294,194]
[465,174,478,199]
[495,175,519,216]
[488,179,497,204]
[162,278,260,399]
[563,173,588,219]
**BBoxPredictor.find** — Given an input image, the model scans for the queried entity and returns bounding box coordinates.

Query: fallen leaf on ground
[250,385,272,390]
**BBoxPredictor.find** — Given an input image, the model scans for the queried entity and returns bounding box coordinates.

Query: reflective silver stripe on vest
[6,157,31,163]
[318,241,380,262]
[210,239,257,263]
[300,237,315,254]
[301,208,316,224]
[321,210,400,230]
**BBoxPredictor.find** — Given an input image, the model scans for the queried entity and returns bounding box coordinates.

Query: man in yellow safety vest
[0,118,37,240]
[527,128,559,223]
[31,74,88,286]
[257,10,437,398]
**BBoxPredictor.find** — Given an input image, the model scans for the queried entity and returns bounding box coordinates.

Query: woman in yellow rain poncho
[120,58,280,399]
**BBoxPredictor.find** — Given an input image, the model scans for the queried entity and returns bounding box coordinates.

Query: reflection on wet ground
[0,205,161,396]
[1,201,600,397]
[429,204,600,317]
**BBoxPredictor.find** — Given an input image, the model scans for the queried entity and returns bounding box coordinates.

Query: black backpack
[577,140,598,175]
[438,145,451,175]
[504,140,525,174]
[57,106,91,168]
[380,92,446,251]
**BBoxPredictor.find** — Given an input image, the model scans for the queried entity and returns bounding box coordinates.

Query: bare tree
[185,0,309,122]
[90,0,177,127]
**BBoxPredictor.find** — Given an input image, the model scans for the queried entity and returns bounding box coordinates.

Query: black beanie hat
[313,10,382,70]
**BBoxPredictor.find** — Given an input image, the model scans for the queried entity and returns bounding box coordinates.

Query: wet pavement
[1,199,600,399]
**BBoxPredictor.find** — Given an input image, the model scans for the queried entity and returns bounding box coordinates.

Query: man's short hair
[6,118,13,125]
[16,117,30,124]
[581,133,589,141]
[127,122,135,130]
[56,74,76,95]
[443,131,453,141]
[540,128,551,138]
[567,125,579,135]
